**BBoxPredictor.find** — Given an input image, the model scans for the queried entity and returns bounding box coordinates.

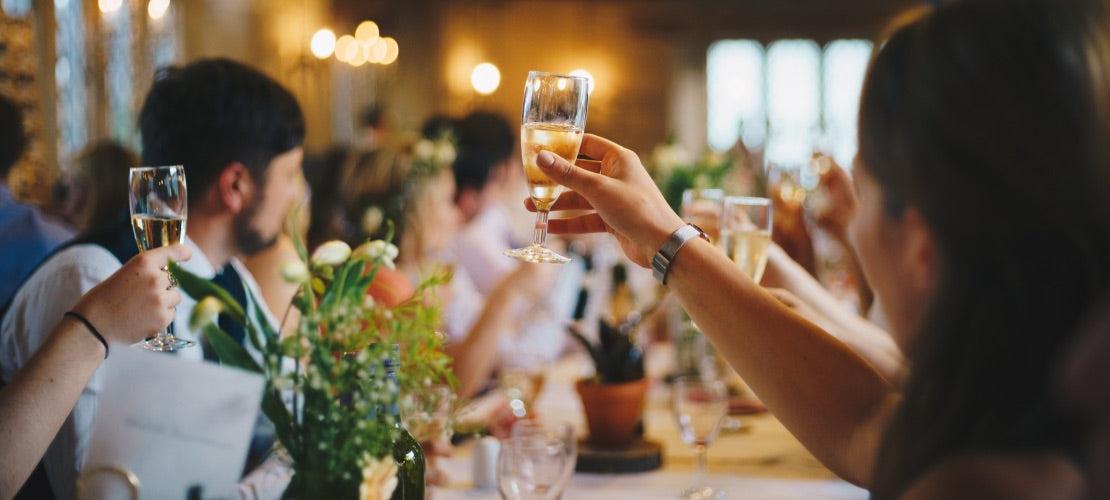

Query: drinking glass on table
[681,188,725,243]
[505,71,589,264]
[128,165,193,351]
[719,196,773,283]
[673,376,729,500]
[510,420,577,497]
[498,420,571,500]
[500,351,548,418]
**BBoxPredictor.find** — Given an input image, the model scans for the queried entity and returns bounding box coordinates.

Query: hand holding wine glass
[128,165,193,351]
[505,71,589,264]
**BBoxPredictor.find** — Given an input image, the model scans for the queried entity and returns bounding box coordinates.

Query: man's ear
[216,162,253,214]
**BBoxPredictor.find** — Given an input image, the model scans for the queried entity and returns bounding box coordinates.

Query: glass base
[681,485,725,500]
[504,245,571,264]
[136,335,195,352]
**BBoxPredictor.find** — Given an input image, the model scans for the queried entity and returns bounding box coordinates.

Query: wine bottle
[385,345,426,500]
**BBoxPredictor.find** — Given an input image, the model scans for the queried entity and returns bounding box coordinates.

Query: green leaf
[168,261,246,324]
[201,324,262,374]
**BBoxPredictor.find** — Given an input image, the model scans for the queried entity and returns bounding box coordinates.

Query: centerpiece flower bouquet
[170,225,454,500]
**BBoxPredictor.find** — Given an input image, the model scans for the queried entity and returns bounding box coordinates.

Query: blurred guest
[0,58,304,499]
[0,244,189,497]
[0,94,74,306]
[56,140,138,234]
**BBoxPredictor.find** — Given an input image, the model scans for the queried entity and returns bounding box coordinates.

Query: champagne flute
[505,71,589,264]
[128,165,193,351]
[681,188,725,244]
[672,376,728,500]
[718,196,773,283]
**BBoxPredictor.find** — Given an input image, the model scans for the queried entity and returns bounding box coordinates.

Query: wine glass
[505,71,589,264]
[497,421,570,500]
[681,188,725,244]
[499,351,548,418]
[400,384,457,443]
[718,196,773,283]
[672,376,729,500]
[510,420,577,498]
[128,165,194,351]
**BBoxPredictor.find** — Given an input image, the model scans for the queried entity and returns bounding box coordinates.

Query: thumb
[537,150,600,196]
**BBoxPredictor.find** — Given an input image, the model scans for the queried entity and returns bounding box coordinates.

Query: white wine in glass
[718,196,773,283]
[505,71,589,264]
[129,165,193,351]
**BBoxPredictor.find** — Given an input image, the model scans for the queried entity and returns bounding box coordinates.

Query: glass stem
[695,443,708,488]
[533,210,550,247]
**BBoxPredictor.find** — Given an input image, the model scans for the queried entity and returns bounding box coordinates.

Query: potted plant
[569,316,648,449]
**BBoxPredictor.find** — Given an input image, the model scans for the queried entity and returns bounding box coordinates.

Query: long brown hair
[859,0,1110,496]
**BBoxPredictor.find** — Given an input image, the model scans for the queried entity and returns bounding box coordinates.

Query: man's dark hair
[0,94,27,178]
[452,111,514,193]
[138,58,304,206]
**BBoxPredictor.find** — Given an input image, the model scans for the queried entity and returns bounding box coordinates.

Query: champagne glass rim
[526,70,588,82]
[130,164,184,172]
[722,195,771,206]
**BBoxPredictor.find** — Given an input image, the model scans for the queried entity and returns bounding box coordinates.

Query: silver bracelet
[651,224,709,285]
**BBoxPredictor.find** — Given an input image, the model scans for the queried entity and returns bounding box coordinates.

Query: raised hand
[524,133,685,267]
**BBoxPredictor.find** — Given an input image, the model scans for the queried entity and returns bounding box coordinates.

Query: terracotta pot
[575,377,649,448]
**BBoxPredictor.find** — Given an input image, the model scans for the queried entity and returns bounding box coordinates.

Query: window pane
[706,40,764,152]
[823,39,872,169]
[765,39,821,166]
[55,0,87,160]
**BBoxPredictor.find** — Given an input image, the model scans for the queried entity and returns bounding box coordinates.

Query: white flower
[362,206,384,235]
[434,141,456,165]
[651,142,693,178]
[363,294,377,309]
[190,296,222,330]
[352,240,399,269]
[359,454,398,500]
[280,259,310,284]
[414,139,435,160]
[311,240,352,267]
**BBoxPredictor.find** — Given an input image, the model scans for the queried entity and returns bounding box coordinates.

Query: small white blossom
[352,240,399,269]
[311,240,352,267]
[280,259,310,284]
[362,206,384,235]
[651,142,693,179]
[434,141,456,165]
[190,296,222,330]
[359,454,399,500]
[414,139,435,160]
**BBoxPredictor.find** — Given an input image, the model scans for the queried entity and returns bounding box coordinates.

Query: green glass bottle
[385,345,426,500]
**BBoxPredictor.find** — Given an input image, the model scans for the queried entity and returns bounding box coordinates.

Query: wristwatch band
[651,223,710,285]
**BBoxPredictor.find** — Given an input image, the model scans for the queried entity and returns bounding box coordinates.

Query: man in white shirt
[0,58,304,499]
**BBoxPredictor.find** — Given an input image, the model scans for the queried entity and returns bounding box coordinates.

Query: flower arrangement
[171,225,454,499]
[649,135,762,213]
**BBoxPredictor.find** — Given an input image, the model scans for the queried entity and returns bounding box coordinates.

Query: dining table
[429,343,868,499]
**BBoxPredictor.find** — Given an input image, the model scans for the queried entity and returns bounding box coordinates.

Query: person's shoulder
[900,452,1085,500]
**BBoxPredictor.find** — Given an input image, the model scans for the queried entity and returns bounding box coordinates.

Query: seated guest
[0,244,190,498]
[0,58,305,499]
[332,139,557,398]
[55,140,138,234]
[532,0,1109,496]
[0,94,74,306]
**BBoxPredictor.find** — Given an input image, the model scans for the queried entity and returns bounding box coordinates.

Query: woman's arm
[0,244,190,497]
[532,134,897,485]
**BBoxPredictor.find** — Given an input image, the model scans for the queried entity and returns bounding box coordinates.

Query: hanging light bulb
[471,63,501,95]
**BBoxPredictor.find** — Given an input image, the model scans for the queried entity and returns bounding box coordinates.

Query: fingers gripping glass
[505,71,589,264]
[128,165,193,351]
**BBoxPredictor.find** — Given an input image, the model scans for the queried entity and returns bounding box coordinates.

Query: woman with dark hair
[525,0,1110,497]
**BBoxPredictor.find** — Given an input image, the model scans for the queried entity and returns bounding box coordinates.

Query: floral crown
[360,132,456,237]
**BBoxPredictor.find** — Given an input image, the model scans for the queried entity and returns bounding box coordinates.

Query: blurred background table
[433,345,867,499]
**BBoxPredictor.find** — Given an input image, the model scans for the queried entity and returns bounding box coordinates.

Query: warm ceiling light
[380,37,399,65]
[310,29,336,59]
[349,42,370,66]
[471,63,501,95]
[355,21,380,43]
[367,39,388,64]
[98,0,122,14]
[147,0,170,20]
[569,69,595,95]
[335,35,356,63]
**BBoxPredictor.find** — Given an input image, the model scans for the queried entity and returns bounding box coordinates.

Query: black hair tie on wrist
[64,311,109,359]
